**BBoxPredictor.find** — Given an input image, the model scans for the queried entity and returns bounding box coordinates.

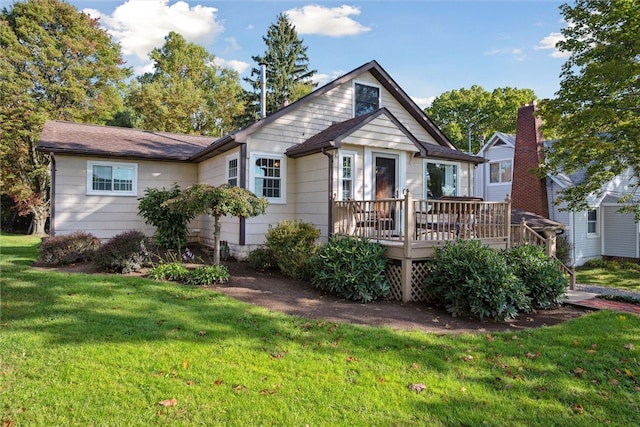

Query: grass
[1,233,639,426]
[576,263,640,292]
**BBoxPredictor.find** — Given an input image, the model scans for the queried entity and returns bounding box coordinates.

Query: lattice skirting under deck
[385,259,432,302]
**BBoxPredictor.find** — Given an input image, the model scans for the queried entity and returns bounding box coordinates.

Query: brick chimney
[511,102,549,217]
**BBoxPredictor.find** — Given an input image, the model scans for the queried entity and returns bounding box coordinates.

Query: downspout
[239,143,247,246]
[322,148,334,236]
[49,153,56,236]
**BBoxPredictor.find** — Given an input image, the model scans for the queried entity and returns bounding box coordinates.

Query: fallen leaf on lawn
[624,368,635,379]
[572,403,584,414]
[586,349,597,354]
[346,356,359,363]
[573,367,586,376]
[608,379,619,385]
[260,389,277,395]
[462,355,473,362]
[197,330,206,336]
[233,384,247,394]
[573,339,580,346]
[214,378,223,386]
[299,322,313,329]
[271,352,286,359]
[377,377,385,383]
[408,383,426,393]
[411,363,420,369]
[2,419,16,427]
[485,334,494,342]
[460,386,467,392]
[624,343,635,350]
[186,380,193,386]
[158,398,177,407]
[182,360,189,369]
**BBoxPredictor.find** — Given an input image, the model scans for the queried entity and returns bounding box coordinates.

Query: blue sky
[2,0,571,107]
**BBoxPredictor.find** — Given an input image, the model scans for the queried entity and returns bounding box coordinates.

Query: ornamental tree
[164,184,268,265]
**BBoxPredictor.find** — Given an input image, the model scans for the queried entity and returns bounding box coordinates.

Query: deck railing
[332,192,511,245]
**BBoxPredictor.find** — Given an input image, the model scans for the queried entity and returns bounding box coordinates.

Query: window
[87,161,137,196]
[587,209,598,236]
[338,151,356,200]
[354,82,380,116]
[489,160,512,183]
[250,153,285,203]
[226,154,239,186]
[424,161,459,198]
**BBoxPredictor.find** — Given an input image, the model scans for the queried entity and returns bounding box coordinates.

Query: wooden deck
[332,192,574,302]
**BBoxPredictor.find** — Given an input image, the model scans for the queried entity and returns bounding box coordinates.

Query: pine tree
[243,13,317,120]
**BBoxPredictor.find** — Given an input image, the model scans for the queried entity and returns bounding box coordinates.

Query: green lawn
[1,234,639,426]
[576,265,640,292]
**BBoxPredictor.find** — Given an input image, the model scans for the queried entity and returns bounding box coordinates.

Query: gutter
[49,153,56,236]
[322,148,334,236]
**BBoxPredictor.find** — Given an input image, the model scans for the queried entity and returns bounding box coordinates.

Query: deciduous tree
[539,0,640,217]
[0,0,129,235]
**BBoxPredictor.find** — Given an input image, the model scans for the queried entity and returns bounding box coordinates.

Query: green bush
[423,239,530,321]
[504,245,568,309]
[265,220,320,280]
[138,184,195,250]
[248,247,276,271]
[38,232,100,265]
[186,265,230,286]
[95,230,149,274]
[311,236,389,303]
[147,262,189,281]
[581,258,640,272]
[555,234,571,266]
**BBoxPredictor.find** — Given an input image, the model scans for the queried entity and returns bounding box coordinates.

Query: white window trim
[423,159,461,199]
[338,150,357,201]
[226,153,240,186]
[86,160,138,196]
[587,208,599,238]
[488,159,513,185]
[353,80,381,117]
[249,152,286,204]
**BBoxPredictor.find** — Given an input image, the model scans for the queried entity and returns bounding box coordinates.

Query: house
[475,102,640,266]
[38,60,487,263]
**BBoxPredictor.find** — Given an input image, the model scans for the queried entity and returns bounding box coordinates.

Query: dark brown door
[374,156,397,231]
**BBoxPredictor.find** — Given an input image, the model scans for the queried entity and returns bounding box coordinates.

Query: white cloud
[412,96,435,109]
[285,5,371,37]
[535,32,570,58]
[484,47,526,61]
[85,0,223,61]
[223,37,241,54]
[213,58,250,74]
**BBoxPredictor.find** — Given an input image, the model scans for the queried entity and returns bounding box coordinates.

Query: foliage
[539,0,640,219]
[138,184,195,250]
[95,230,149,274]
[147,262,189,282]
[424,86,536,152]
[555,234,572,266]
[125,31,244,136]
[0,0,129,235]
[38,232,100,265]
[597,294,640,306]
[582,258,640,272]
[242,13,316,122]
[185,265,230,286]
[504,245,568,309]
[264,220,320,281]
[247,246,277,271]
[423,239,530,321]
[311,236,389,303]
[164,184,268,265]
[3,234,640,426]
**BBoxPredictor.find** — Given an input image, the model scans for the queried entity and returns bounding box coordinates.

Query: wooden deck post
[401,190,413,302]
[505,195,512,249]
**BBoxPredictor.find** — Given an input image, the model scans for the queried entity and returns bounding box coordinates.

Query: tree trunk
[29,205,49,237]
[212,215,221,265]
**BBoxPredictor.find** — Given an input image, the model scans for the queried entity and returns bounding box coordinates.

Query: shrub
[186,265,230,286]
[248,247,276,271]
[311,236,389,303]
[265,220,320,280]
[147,262,189,281]
[504,245,568,309]
[38,232,100,265]
[95,230,149,273]
[423,239,530,321]
[555,234,571,266]
[138,185,195,250]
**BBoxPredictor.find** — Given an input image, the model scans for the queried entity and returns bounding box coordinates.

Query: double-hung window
[489,160,512,183]
[87,161,137,196]
[250,153,285,203]
[226,154,239,187]
[587,209,598,236]
[424,161,459,198]
[354,82,380,116]
[338,151,356,200]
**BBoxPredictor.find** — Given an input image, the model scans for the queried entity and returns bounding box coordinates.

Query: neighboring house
[38,60,485,260]
[475,102,640,266]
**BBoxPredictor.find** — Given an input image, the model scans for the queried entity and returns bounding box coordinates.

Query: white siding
[572,209,602,266]
[478,145,514,201]
[53,155,197,240]
[602,206,639,259]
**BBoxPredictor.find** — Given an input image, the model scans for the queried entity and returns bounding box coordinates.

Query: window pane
[425,163,457,198]
[342,157,352,179]
[588,210,597,221]
[113,167,133,191]
[355,84,379,116]
[254,157,281,198]
[489,163,500,183]
[228,158,238,186]
[342,181,352,200]
[501,161,512,182]
[93,165,112,191]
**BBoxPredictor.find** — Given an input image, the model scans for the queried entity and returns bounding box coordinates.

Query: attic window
[354,82,380,116]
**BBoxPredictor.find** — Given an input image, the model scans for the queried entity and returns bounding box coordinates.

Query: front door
[373,154,398,232]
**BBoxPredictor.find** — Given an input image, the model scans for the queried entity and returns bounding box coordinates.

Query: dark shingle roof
[419,143,486,164]
[38,121,215,161]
